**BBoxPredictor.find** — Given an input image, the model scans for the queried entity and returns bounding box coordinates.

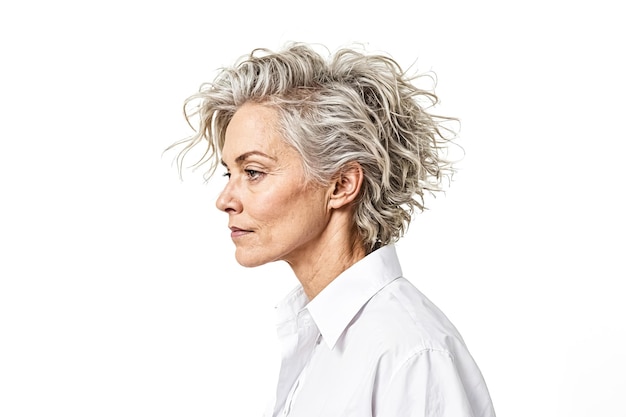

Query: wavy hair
[167,43,458,253]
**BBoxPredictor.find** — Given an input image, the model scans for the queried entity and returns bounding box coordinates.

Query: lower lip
[231,230,252,238]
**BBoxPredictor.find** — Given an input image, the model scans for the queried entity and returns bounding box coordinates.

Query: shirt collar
[306,244,403,350]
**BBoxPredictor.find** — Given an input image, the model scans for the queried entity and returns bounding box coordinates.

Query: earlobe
[328,162,363,210]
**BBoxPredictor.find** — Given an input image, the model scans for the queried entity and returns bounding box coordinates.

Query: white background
[1,1,624,416]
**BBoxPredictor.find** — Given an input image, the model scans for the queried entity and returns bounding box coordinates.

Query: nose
[215,179,242,214]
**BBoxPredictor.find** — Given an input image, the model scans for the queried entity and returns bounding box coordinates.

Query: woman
[169,43,495,417]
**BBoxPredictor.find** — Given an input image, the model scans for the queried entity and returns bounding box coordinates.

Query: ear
[328,162,364,210]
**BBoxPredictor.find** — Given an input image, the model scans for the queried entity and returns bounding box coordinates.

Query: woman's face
[216,103,330,268]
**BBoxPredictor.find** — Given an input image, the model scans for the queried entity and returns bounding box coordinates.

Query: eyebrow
[220,151,277,167]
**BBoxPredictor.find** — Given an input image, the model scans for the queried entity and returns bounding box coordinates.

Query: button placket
[281,310,320,416]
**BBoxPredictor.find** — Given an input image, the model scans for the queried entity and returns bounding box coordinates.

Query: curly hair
[168,43,458,253]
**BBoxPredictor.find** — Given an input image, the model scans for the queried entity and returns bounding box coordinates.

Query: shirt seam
[378,347,455,415]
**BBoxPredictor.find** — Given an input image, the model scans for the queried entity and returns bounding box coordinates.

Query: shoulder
[350,277,467,356]
[357,278,495,417]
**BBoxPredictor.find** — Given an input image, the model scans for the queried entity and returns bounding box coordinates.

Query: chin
[234,249,271,268]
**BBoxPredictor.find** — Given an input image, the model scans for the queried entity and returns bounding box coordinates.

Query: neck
[285,220,366,300]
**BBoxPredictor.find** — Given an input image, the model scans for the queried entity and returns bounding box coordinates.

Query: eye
[245,169,264,180]
[222,171,231,179]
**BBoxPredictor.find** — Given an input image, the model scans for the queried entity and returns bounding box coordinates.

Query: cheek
[247,190,293,226]
[289,193,328,231]
[244,178,325,231]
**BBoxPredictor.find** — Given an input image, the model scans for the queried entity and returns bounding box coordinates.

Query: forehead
[222,103,284,159]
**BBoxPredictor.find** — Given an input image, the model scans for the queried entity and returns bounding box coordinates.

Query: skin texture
[216,103,366,299]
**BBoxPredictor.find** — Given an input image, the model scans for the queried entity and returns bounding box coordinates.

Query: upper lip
[229,226,251,232]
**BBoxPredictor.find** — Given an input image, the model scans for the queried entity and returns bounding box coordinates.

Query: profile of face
[216,103,331,268]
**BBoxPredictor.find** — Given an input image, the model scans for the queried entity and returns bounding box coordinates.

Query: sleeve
[376,349,494,417]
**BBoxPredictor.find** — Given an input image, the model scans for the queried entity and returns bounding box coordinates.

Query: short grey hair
[169,43,458,253]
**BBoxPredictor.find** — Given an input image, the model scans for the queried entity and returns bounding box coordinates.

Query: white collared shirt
[265,245,495,417]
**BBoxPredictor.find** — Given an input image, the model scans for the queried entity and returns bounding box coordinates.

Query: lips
[229,226,252,238]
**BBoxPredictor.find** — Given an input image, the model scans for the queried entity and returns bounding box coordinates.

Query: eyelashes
[245,169,264,180]
[221,169,265,181]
